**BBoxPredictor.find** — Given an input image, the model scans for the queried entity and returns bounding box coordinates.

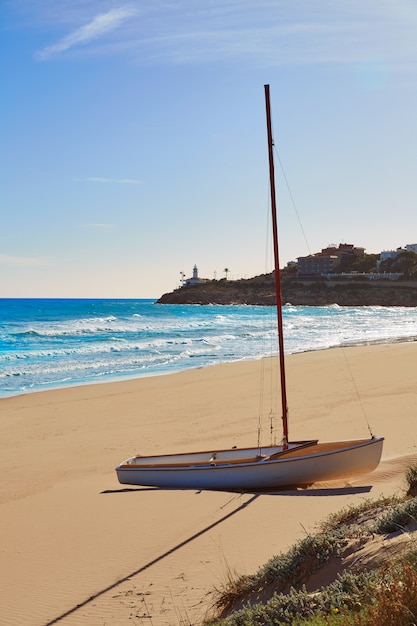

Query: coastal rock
[157,274,417,307]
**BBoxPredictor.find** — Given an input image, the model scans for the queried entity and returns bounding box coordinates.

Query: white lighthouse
[184,264,202,286]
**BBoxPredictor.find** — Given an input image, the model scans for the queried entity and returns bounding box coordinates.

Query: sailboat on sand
[116,85,384,491]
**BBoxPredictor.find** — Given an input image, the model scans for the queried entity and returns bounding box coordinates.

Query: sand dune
[1,342,416,625]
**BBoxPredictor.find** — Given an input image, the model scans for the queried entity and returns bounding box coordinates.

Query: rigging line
[259,189,279,447]
[272,143,312,257]
[341,347,374,438]
[219,492,246,510]
[257,195,272,448]
[257,352,266,449]
[258,306,277,448]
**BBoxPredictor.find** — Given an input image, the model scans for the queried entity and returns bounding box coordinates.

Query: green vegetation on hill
[379,250,417,279]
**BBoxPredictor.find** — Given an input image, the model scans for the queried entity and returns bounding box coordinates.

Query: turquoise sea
[0,298,416,398]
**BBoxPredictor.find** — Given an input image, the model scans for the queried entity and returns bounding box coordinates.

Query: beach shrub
[319,496,396,532]
[373,497,417,534]
[207,487,417,626]
[209,569,380,625]
[353,558,417,626]
[214,528,350,615]
[406,463,417,498]
[208,559,417,626]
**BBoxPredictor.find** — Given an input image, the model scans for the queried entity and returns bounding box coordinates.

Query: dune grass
[205,463,417,626]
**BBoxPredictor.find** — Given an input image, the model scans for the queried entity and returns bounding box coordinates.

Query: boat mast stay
[264,84,289,445]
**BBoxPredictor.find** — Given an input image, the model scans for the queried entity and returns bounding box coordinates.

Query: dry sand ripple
[1,342,417,625]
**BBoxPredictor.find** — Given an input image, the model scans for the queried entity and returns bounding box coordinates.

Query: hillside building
[297,243,365,276]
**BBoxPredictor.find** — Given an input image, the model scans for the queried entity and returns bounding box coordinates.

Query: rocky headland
[157,273,417,307]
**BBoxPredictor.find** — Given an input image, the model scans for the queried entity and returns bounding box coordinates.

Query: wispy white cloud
[0,253,49,266]
[22,1,417,69]
[36,6,138,60]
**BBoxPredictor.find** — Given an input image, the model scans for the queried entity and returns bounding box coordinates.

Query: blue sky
[2,1,417,297]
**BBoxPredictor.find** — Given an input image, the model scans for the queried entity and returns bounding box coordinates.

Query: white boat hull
[116,437,384,491]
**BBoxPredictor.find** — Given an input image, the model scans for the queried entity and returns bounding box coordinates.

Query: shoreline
[1,342,417,625]
[3,299,417,401]
[3,334,417,401]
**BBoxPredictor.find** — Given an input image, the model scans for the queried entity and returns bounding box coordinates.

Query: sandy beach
[1,341,417,626]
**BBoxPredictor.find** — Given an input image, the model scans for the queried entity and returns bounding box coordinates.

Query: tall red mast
[264,84,289,445]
